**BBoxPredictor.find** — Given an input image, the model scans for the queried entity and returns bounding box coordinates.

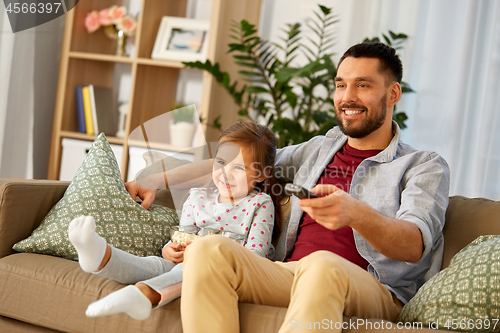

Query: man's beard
[335,95,388,139]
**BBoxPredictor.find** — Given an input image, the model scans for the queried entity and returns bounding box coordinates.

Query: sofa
[1,177,500,333]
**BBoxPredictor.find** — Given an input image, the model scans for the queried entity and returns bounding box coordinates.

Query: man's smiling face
[333,57,394,139]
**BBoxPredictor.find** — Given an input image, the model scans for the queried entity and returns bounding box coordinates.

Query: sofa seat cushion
[0,253,290,333]
[0,253,183,333]
[1,253,457,333]
[0,316,64,333]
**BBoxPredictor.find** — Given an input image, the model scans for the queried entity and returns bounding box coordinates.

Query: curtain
[0,8,16,176]
[0,6,64,179]
[404,0,500,200]
[260,0,500,200]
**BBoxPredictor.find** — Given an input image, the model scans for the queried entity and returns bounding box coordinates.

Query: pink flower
[98,8,114,26]
[84,11,101,33]
[118,16,137,36]
[111,6,127,24]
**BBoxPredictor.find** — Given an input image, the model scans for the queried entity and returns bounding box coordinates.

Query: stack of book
[75,85,119,136]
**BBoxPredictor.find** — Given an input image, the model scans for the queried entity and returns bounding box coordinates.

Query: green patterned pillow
[13,134,179,260]
[398,235,500,332]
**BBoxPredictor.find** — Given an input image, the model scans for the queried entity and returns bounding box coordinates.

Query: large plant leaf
[245,86,269,94]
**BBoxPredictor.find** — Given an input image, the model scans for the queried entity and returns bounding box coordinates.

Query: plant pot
[169,121,196,148]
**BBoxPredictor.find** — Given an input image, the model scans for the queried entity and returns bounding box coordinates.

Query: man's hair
[338,42,403,84]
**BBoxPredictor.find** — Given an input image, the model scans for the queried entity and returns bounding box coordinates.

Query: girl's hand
[162,243,184,263]
[124,181,157,209]
[162,241,193,263]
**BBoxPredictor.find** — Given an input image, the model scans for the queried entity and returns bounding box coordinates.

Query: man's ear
[388,82,402,107]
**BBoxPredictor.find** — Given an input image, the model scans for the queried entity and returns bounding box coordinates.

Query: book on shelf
[89,85,118,136]
[75,85,119,137]
[88,84,99,135]
[75,86,86,134]
[81,86,94,135]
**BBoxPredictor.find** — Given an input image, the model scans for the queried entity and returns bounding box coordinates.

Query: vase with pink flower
[84,5,138,56]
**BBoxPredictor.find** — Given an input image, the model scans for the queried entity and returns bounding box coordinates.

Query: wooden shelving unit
[48,0,263,180]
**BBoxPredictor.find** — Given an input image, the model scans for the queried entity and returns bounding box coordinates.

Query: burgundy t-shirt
[288,142,382,269]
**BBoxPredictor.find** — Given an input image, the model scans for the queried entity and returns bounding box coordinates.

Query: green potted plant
[184,5,413,148]
[169,104,197,148]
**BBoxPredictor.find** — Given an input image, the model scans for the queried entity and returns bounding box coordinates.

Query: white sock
[68,216,107,273]
[86,285,152,320]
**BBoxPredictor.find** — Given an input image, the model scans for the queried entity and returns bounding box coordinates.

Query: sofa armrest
[0,178,69,259]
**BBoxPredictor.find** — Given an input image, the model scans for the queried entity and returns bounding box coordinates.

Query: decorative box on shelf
[59,138,124,181]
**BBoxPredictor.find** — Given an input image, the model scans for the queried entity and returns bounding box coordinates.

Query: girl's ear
[257,168,272,183]
[256,176,267,184]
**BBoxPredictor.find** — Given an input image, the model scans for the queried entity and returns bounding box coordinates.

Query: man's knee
[184,235,237,263]
[296,251,350,280]
[183,235,241,286]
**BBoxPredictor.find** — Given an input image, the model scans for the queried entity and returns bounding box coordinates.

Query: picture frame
[151,16,210,62]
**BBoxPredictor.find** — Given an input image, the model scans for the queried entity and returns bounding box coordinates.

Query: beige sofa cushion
[0,253,291,333]
[0,253,183,333]
[2,252,444,333]
[442,196,500,269]
[0,179,69,259]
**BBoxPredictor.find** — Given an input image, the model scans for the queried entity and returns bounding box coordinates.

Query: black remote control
[284,183,318,199]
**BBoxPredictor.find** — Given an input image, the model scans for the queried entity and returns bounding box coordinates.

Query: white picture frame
[151,16,210,62]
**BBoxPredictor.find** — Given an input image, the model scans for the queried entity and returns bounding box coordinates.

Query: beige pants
[181,235,402,333]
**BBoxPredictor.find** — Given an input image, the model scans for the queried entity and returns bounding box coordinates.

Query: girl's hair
[215,121,284,239]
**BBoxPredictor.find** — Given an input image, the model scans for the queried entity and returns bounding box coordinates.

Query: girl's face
[212,142,265,203]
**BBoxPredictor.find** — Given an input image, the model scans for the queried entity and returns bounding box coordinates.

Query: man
[128,42,450,332]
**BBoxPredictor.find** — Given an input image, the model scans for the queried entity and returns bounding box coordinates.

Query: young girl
[68,121,282,320]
